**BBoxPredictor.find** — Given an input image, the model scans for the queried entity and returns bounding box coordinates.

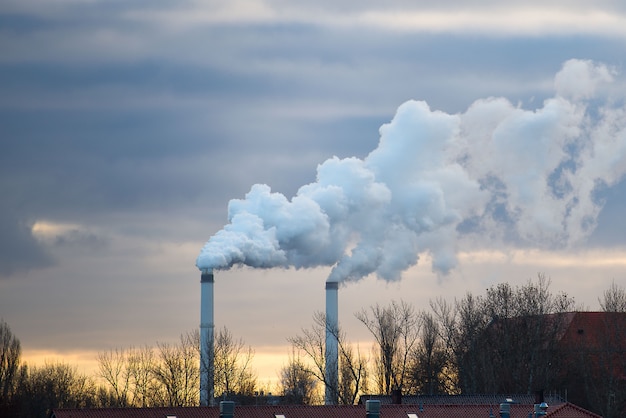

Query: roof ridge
[547,402,603,418]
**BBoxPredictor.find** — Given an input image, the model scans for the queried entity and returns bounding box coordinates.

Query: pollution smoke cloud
[197,59,626,283]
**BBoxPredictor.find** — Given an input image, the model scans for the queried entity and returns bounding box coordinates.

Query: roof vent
[499,402,511,418]
[219,401,235,418]
[534,402,549,417]
[366,400,381,418]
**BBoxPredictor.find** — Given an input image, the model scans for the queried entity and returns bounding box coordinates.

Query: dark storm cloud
[0,212,53,277]
[52,228,108,250]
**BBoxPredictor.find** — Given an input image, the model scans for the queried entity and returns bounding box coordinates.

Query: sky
[2,0,626,385]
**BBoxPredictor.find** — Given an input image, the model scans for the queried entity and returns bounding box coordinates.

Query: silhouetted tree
[97,344,164,407]
[356,300,420,395]
[599,280,626,312]
[407,311,450,395]
[212,327,257,398]
[97,347,132,406]
[127,344,161,406]
[289,311,368,404]
[153,331,199,406]
[13,362,98,418]
[450,291,489,393]
[428,297,461,394]
[97,328,257,407]
[0,319,21,407]
[98,334,199,407]
[449,275,576,394]
[278,348,318,404]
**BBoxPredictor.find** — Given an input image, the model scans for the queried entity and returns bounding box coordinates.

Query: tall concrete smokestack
[200,269,215,406]
[325,281,339,405]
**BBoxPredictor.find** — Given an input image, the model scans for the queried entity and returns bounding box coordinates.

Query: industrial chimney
[200,269,215,406]
[325,281,339,405]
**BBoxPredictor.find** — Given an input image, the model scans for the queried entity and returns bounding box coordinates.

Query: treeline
[283,275,625,417]
[1,275,624,418]
[0,326,259,417]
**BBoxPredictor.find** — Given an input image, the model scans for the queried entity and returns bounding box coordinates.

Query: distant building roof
[359,393,566,406]
[52,401,602,418]
[557,311,626,347]
[546,402,603,418]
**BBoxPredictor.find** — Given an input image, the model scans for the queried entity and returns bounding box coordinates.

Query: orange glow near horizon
[21,349,101,375]
[21,346,292,389]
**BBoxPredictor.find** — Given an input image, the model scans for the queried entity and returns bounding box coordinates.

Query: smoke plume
[197,59,626,283]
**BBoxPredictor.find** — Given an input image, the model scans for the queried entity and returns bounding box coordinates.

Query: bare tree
[289,311,369,404]
[449,291,489,394]
[339,342,369,405]
[14,361,98,417]
[428,297,460,394]
[407,311,450,395]
[97,345,164,407]
[98,332,199,407]
[127,345,160,407]
[153,332,199,406]
[0,319,21,406]
[212,326,256,398]
[97,327,256,407]
[178,331,200,405]
[484,276,575,393]
[278,347,318,405]
[97,348,132,406]
[599,280,626,312]
[288,313,327,398]
[355,300,420,395]
[447,274,575,394]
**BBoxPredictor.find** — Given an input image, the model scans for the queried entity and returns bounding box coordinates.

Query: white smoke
[197,59,626,283]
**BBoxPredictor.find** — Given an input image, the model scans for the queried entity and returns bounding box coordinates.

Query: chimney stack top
[201,271,214,283]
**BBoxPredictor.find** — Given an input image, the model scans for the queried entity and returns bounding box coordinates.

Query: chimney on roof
[534,389,548,417]
[499,402,511,418]
[391,388,402,404]
[366,400,381,418]
[219,401,235,418]
[534,402,549,417]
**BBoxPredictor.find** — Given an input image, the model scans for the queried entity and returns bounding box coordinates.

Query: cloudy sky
[2,0,626,384]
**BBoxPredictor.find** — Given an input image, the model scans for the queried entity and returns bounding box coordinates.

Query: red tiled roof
[545,402,603,418]
[558,312,626,349]
[52,407,216,418]
[361,393,566,406]
[51,402,601,418]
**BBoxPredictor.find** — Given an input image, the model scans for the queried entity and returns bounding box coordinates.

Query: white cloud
[120,2,626,37]
[355,8,626,36]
